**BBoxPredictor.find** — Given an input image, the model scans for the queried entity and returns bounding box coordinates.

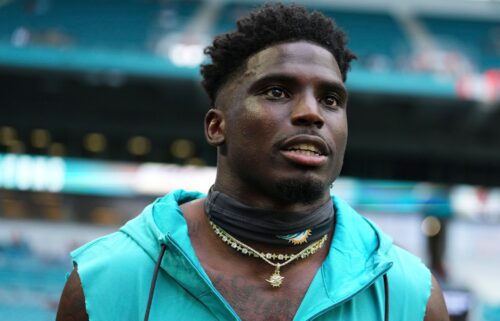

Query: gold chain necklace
[209,221,327,288]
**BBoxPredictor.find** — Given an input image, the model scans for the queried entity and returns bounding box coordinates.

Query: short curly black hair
[201,3,356,105]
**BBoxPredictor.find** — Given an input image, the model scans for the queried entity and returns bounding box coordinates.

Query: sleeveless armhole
[388,246,432,321]
[70,232,151,321]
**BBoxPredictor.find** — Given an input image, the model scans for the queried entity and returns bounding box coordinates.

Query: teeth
[299,150,318,156]
[288,143,322,155]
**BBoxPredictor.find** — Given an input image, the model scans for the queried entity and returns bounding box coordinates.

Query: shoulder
[389,244,429,276]
[387,244,431,301]
[72,231,148,267]
[386,245,449,320]
[56,268,88,321]
[71,230,157,288]
[64,231,158,321]
[424,275,450,321]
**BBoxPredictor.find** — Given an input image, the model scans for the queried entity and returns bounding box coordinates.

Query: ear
[204,108,225,146]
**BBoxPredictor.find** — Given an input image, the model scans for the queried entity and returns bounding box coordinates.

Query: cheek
[337,125,348,146]
[327,116,348,153]
[327,113,348,133]
[237,99,283,137]
[243,98,264,115]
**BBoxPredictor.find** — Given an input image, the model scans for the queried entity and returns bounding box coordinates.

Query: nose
[291,92,324,128]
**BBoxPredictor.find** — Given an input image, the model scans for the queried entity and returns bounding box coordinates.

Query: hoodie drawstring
[144,243,167,321]
[384,273,390,321]
[143,244,390,321]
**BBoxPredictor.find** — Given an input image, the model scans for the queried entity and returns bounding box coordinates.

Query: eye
[322,94,339,108]
[264,87,288,99]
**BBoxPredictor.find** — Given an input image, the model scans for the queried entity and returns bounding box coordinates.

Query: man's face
[211,41,348,207]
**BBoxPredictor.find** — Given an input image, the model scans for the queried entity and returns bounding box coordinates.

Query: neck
[204,187,335,247]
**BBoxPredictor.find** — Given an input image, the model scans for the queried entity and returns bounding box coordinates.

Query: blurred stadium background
[0,0,499,320]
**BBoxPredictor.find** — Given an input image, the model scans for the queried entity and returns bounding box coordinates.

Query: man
[57,4,449,321]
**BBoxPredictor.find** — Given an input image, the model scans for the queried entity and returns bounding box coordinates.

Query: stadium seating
[324,9,411,70]
[0,0,201,52]
[0,1,497,95]
[419,15,500,71]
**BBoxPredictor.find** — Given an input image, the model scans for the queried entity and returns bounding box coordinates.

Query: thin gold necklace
[209,221,327,288]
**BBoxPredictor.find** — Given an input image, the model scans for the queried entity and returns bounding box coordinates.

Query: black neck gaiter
[204,187,334,246]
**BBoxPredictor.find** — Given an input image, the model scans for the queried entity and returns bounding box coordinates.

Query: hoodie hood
[120,190,394,320]
[121,190,204,266]
[121,190,241,321]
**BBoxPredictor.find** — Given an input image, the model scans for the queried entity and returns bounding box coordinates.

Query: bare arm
[56,268,89,321]
[424,275,450,321]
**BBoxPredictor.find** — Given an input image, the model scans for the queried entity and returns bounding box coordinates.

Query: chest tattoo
[211,273,300,321]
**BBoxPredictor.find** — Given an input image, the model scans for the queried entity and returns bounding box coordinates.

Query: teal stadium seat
[419,15,500,71]
[323,9,411,71]
[0,0,201,52]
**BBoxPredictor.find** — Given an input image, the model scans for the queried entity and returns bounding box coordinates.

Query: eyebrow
[248,73,347,96]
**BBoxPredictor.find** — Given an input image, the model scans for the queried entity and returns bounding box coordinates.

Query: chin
[274,177,327,205]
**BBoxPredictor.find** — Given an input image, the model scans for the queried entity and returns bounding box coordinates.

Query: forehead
[243,41,343,83]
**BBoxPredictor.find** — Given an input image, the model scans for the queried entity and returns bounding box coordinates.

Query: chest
[206,265,316,321]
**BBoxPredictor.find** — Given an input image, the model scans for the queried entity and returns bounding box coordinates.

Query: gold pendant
[266,265,284,288]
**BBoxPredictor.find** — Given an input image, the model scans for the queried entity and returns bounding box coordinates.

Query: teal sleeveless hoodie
[71,190,431,321]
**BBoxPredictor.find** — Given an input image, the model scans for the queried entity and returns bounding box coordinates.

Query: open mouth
[285,143,325,156]
[280,138,329,167]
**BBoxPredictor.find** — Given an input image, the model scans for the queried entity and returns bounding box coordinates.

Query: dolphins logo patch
[276,229,312,245]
